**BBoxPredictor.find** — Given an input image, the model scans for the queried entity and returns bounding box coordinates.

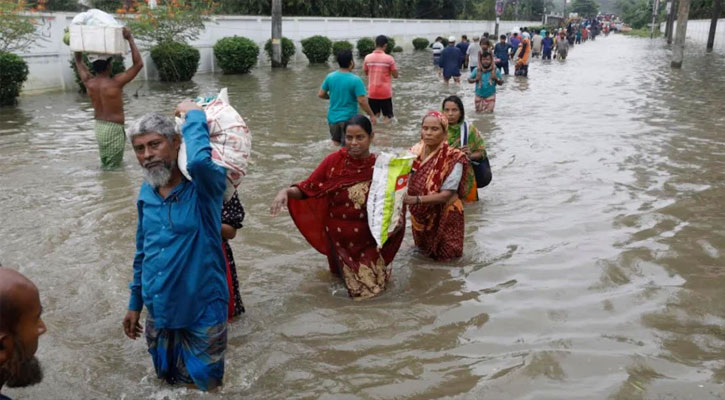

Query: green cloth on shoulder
[94,120,126,169]
[448,121,487,159]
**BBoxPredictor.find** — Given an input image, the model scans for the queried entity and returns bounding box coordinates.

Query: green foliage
[332,40,354,57]
[412,37,430,50]
[38,0,80,11]
[571,0,600,16]
[0,51,28,106]
[356,37,375,58]
[393,46,403,53]
[301,35,332,63]
[213,36,259,74]
[616,0,654,28]
[150,41,200,82]
[70,53,126,93]
[384,36,396,54]
[126,0,213,47]
[0,1,42,53]
[622,27,663,37]
[264,37,296,67]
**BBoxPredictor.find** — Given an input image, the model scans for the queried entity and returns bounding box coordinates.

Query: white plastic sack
[71,9,121,27]
[177,88,252,201]
[367,152,415,248]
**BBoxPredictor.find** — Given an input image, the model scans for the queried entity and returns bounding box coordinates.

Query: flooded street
[2,34,724,399]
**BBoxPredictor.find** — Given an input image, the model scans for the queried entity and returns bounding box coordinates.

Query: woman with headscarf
[441,95,489,203]
[403,112,472,261]
[270,115,405,299]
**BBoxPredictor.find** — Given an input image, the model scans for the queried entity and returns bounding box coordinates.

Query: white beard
[142,160,175,188]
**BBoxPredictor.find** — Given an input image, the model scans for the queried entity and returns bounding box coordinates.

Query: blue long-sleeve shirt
[128,110,228,329]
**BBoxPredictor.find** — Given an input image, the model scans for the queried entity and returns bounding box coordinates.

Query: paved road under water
[1,34,724,399]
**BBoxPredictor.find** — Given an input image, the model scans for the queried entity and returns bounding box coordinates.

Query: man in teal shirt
[318,50,376,146]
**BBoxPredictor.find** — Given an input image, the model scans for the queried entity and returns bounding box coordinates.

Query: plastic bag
[177,88,252,200]
[367,152,415,247]
[71,9,121,27]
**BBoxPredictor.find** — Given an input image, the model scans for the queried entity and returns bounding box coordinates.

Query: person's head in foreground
[421,111,449,149]
[500,34,507,43]
[448,36,456,45]
[0,267,46,393]
[128,113,182,189]
[344,115,374,159]
[337,49,354,70]
[480,51,494,69]
[375,35,388,50]
[91,57,113,75]
[442,95,465,126]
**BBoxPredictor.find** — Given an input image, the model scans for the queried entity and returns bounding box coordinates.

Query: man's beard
[1,338,43,388]
[142,159,175,188]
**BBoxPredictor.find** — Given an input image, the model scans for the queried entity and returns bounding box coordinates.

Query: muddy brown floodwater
[1,34,724,399]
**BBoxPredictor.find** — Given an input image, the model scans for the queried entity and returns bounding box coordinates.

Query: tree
[0,0,43,53]
[570,0,599,16]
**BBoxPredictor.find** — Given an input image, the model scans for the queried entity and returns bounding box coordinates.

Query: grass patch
[622,27,663,38]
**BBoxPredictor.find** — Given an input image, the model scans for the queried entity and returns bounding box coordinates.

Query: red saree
[288,148,405,299]
[408,142,471,261]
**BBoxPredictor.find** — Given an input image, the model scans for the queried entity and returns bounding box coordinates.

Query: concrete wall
[660,18,725,52]
[17,12,539,93]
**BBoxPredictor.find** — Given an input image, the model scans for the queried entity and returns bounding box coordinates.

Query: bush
[332,40,353,57]
[393,46,403,53]
[412,37,429,50]
[0,52,29,106]
[356,37,375,58]
[301,35,332,63]
[264,37,296,67]
[150,41,200,82]
[441,37,449,46]
[70,53,126,93]
[213,36,259,74]
[384,37,396,54]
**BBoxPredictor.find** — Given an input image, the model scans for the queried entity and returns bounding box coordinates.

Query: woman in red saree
[403,111,472,261]
[270,115,404,299]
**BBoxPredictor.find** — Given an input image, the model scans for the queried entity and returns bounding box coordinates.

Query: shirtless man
[74,27,143,169]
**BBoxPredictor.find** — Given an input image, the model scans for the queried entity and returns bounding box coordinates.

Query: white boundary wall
[660,18,725,52]
[18,12,539,93]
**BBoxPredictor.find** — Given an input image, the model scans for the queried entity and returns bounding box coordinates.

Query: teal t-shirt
[321,70,367,124]
[470,67,502,98]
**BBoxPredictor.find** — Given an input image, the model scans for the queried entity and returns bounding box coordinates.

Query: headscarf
[423,111,449,132]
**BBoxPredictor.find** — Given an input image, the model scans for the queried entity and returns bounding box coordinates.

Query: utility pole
[650,0,660,38]
[706,0,722,51]
[671,0,691,68]
[271,0,283,67]
[665,0,677,43]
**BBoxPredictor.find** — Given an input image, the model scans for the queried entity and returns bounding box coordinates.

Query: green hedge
[150,41,200,82]
[301,35,332,63]
[70,53,126,93]
[0,52,29,106]
[384,36,396,54]
[213,36,259,74]
[356,37,375,58]
[264,37,296,67]
[393,46,403,53]
[332,40,353,57]
[412,37,429,50]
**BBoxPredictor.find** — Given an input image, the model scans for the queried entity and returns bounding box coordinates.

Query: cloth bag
[177,88,252,200]
[462,122,492,188]
[367,152,415,247]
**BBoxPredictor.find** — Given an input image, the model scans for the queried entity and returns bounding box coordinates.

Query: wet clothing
[94,119,126,169]
[470,67,502,99]
[556,38,569,59]
[288,148,405,299]
[408,142,472,261]
[369,98,394,118]
[129,110,228,330]
[145,299,227,391]
[439,46,463,78]
[363,49,397,100]
[475,94,497,113]
[321,71,367,124]
[456,41,470,65]
[1,394,12,400]
[222,191,245,318]
[494,42,512,63]
[509,37,521,54]
[328,121,347,144]
[466,42,482,69]
[542,37,554,59]
[532,34,543,56]
[448,121,486,201]
[431,41,444,66]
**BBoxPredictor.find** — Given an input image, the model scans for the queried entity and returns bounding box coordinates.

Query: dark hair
[435,36,443,42]
[500,34,507,40]
[513,32,518,37]
[483,32,489,37]
[336,50,353,68]
[375,35,388,48]
[344,115,373,136]
[481,50,493,59]
[461,35,468,40]
[442,95,465,125]
[91,58,111,74]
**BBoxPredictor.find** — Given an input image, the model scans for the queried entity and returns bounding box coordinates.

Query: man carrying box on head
[74,27,143,169]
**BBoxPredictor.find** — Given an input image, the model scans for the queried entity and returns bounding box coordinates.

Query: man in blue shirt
[319,50,376,146]
[123,101,229,391]
[494,34,512,75]
[455,35,470,68]
[440,36,464,84]
[0,267,47,400]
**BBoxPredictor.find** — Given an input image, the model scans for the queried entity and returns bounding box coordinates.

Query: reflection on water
[2,35,724,399]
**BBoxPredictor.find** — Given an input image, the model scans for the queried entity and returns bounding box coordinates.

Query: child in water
[469,51,503,113]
